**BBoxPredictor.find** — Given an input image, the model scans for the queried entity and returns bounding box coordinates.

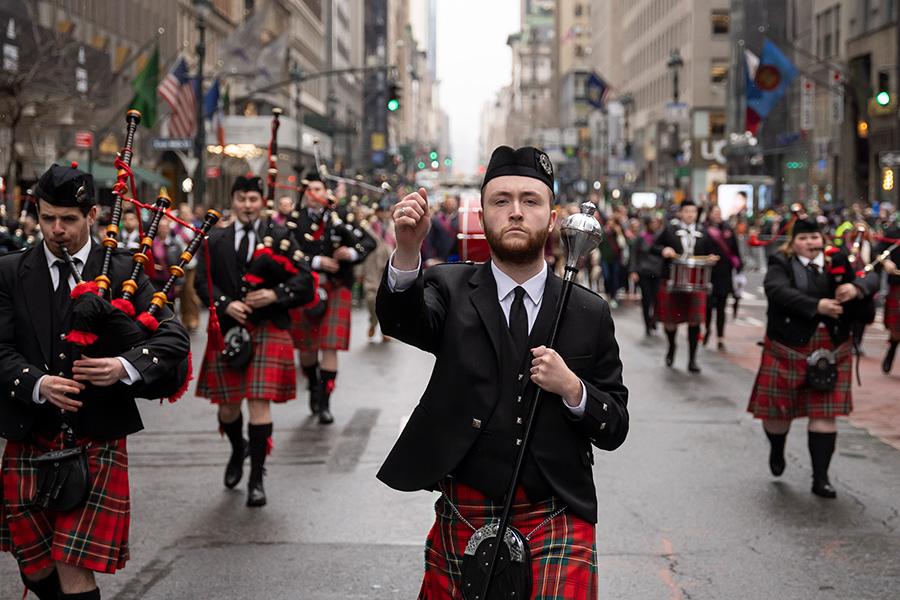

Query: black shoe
[665,346,675,367]
[308,385,321,415]
[812,478,837,499]
[883,345,897,374]
[687,361,701,374]
[247,480,267,507]
[717,340,726,352]
[318,395,334,425]
[769,452,785,477]
[224,439,249,489]
[702,332,711,347]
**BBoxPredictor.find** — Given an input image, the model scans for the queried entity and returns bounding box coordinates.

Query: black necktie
[807,262,825,291]
[53,259,74,319]
[509,286,529,357]
[237,224,251,267]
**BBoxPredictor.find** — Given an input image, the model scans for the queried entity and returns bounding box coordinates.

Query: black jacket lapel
[469,261,503,360]
[81,240,104,282]
[21,245,54,366]
[529,266,561,350]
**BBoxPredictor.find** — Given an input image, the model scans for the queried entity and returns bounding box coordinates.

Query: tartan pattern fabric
[884,284,900,338]
[290,282,353,352]
[747,327,853,420]
[655,287,707,326]
[418,479,598,599]
[0,437,130,576]
[197,321,296,404]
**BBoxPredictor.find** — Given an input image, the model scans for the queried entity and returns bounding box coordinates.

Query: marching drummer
[652,199,718,373]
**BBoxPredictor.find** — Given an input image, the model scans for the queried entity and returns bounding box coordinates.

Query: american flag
[158,57,197,138]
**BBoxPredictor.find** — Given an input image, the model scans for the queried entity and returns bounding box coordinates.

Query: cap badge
[538,152,553,177]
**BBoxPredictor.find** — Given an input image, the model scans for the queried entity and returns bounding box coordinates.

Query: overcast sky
[436,0,519,176]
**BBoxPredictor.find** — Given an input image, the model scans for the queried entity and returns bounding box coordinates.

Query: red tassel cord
[266,436,274,456]
[243,273,264,286]
[64,330,99,347]
[204,237,225,352]
[136,311,160,332]
[166,351,193,404]
[111,297,137,318]
[70,281,101,299]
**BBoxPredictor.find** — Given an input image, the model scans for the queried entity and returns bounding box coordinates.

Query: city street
[3,299,897,599]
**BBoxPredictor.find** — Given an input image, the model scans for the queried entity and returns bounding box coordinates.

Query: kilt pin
[197,321,297,404]
[419,480,598,599]
[0,437,130,576]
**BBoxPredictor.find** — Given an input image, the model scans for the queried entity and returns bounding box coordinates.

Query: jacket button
[152,357,159,364]
[471,418,481,429]
[517,374,524,381]
[600,422,607,430]
[516,395,522,403]
[142,348,150,355]
[516,438,522,446]
[516,417,522,425]
[58,353,66,360]
[602,402,608,412]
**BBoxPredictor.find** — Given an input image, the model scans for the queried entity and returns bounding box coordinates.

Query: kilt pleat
[656,287,706,326]
[884,284,900,337]
[290,282,353,352]
[196,321,296,404]
[418,479,597,599]
[747,327,853,420]
[0,437,130,576]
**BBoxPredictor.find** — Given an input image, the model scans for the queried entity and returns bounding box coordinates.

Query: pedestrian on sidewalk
[0,163,190,600]
[194,176,316,507]
[629,214,664,335]
[747,218,880,498]
[377,146,629,598]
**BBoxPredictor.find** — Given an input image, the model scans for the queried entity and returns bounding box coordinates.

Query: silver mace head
[560,202,604,272]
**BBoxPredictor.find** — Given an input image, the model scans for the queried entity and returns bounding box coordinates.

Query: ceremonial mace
[477,202,604,599]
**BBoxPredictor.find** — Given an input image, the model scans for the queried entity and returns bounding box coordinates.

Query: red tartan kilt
[884,284,900,337]
[196,321,296,404]
[655,286,707,326]
[747,328,853,420]
[419,479,597,599]
[0,437,130,576]
[289,282,353,352]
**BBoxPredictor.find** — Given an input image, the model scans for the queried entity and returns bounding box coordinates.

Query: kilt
[289,282,353,352]
[884,284,900,338]
[419,479,597,599]
[747,327,853,420]
[197,320,296,404]
[0,436,130,576]
[656,286,707,326]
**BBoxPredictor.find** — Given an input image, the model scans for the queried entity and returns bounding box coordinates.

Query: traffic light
[429,150,438,160]
[876,71,891,107]
[387,83,401,112]
[883,168,894,191]
[443,157,453,167]
[417,161,426,170]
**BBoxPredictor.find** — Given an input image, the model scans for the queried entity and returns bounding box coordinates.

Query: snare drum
[457,195,490,263]
[667,256,714,293]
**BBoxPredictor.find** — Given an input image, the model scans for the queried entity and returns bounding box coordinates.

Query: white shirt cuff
[387,251,421,292]
[346,248,360,262]
[563,380,588,418]
[311,255,322,271]
[116,357,143,385]
[32,375,47,404]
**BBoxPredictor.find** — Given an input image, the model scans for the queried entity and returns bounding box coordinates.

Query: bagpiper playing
[289,170,376,425]
[0,163,190,600]
[876,219,900,373]
[747,218,879,498]
[195,175,316,507]
[652,199,719,373]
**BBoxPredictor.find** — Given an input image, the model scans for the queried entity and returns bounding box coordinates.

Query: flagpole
[193,0,209,210]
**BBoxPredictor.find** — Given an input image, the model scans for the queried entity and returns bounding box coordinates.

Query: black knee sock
[765,430,787,459]
[808,431,837,482]
[302,363,320,390]
[665,329,677,348]
[687,325,700,361]
[219,413,243,455]
[248,423,273,485]
[320,369,337,396]
[21,569,61,600]
[60,589,100,600]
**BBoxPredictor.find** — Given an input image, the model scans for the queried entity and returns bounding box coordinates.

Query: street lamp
[666,49,684,193]
[193,0,210,209]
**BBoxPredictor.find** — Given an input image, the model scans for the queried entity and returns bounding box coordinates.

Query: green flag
[130,45,159,128]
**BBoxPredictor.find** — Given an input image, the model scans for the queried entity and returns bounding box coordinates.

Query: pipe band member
[876,219,900,373]
[195,175,316,507]
[747,218,879,498]
[0,163,190,599]
[376,146,629,597]
[289,170,376,425]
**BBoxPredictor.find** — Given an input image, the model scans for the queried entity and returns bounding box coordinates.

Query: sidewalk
[715,319,900,451]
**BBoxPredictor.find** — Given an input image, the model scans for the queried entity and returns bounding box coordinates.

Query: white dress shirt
[387,253,587,417]
[797,252,825,269]
[33,240,141,404]
[305,208,359,270]
[234,219,260,263]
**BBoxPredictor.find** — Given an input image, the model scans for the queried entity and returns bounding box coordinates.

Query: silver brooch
[538,152,553,177]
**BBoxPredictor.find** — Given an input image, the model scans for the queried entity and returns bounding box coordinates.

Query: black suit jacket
[195,220,315,332]
[292,207,376,288]
[375,261,629,524]
[651,223,714,279]
[0,242,191,441]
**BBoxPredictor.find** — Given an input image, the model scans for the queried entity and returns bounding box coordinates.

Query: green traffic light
[417,161,426,169]
[876,91,891,106]
[444,158,452,166]
[387,99,400,111]
[429,151,438,160]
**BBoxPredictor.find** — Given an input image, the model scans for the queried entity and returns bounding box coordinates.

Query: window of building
[711,10,729,35]
[710,61,728,84]
[575,3,583,17]
[816,5,841,59]
[710,113,726,136]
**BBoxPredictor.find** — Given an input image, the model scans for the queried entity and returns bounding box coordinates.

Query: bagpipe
[62,109,222,402]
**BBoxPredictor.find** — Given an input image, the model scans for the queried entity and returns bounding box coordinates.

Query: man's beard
[485,223,549,265]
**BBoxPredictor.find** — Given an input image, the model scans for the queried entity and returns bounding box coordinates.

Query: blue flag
[586,72,611,109]
[203,79,220,120]
[746,38,798,120]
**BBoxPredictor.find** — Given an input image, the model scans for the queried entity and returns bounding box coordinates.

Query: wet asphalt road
[2,304,899,599]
